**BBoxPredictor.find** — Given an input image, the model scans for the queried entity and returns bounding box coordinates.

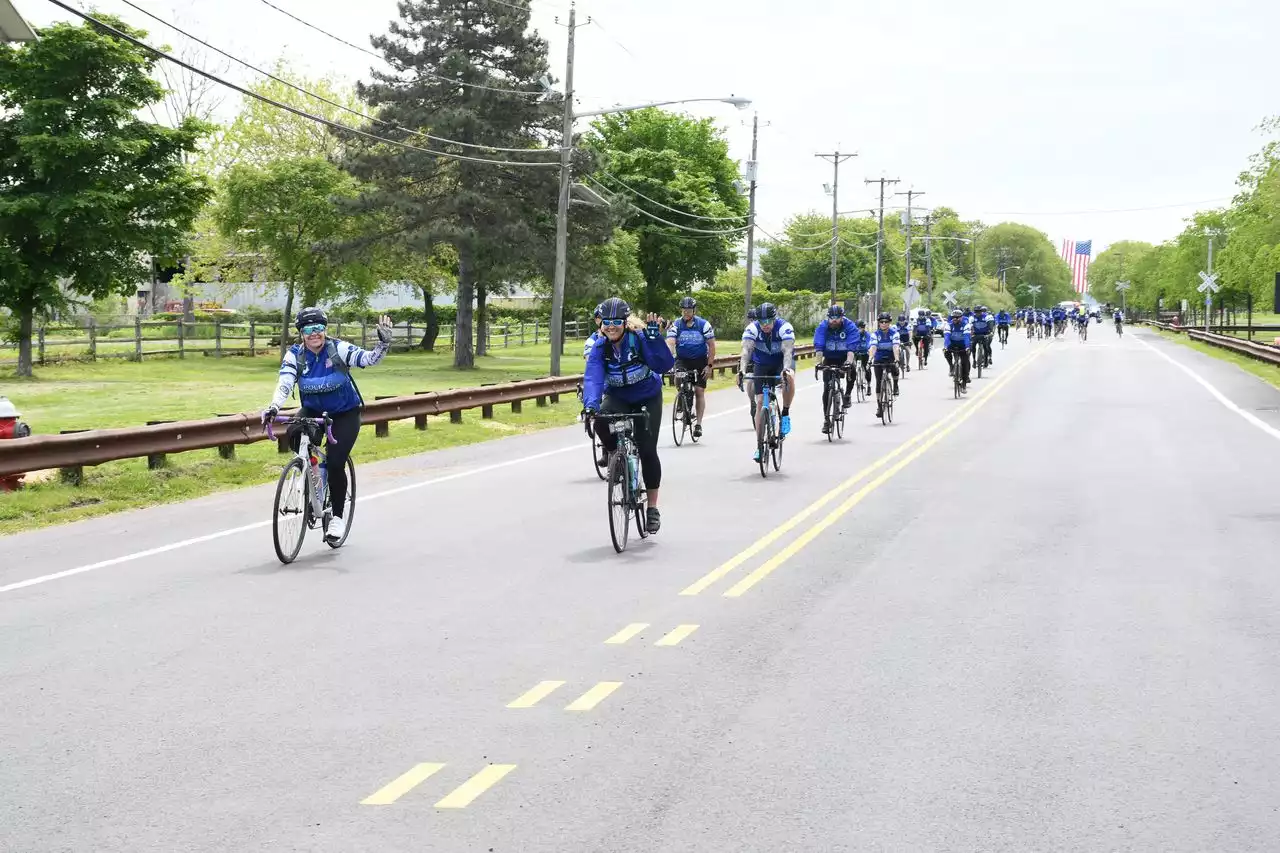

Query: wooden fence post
[406,322,414,350]
[58,429,88,485]
[503,325,510,348]
[37,326,45,365]
[215,321,223,357]
[88,318,97,361]
[249,320,256,354]
[145,421,169,469]
[134,317,143,361]
[177,319,185,359]
[534,322,540,345]
[361,321,368,349]
[373,396,391,437]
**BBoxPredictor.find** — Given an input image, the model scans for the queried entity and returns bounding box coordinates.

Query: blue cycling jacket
[583,327,674,410]
[814,318,858,357]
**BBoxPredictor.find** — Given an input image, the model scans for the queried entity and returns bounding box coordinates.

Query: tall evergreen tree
[342,0,564,368]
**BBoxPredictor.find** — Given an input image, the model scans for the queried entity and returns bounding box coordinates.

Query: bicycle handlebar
[265,414,337,446]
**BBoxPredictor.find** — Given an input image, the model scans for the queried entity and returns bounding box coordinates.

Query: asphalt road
[4,325,1280,852]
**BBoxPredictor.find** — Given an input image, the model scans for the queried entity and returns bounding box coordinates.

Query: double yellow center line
[680,346,1048,599]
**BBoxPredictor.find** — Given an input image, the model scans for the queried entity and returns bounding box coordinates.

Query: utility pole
[923,214,935,307]
[743,113,763,316]
[865,176,900,314]
[895,189,924,301]
[549,3,589,377]
[1206,233,1215,333]
[816,151,856,302]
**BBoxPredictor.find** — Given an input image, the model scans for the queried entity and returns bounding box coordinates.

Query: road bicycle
[876,366,895,425]
[949,350,966,399]
[595,410,650,553]
[671,368,700,447]
[973,337,987,379]
[898,340,911,374]
[744,373,785,478]
[854,359,870,403]
[266,414,355,564]
[1078,321,1089,342]
[1115,319,1124,338]
[817,365,847,441]
[998,325,1009,348]
[915,336,930,369]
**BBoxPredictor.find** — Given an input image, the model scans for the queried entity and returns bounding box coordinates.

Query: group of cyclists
[1014,305,1126,340]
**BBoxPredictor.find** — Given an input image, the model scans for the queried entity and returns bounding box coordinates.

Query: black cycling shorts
[676,356,709,388]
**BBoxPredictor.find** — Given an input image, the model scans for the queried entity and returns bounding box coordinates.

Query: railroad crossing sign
[1197,271,1220,294]
[1115,281,1131,292]
[1027,285,1042,295]
[942,290,958,307]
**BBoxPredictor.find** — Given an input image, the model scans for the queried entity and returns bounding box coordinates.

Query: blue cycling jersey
[582,328,674,410]
[665,315,715,359]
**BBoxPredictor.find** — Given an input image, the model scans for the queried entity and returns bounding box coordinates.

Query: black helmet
[295,306,327,330]
[856,319,866,328]
[877,312,891,322]
[599,297,630,321]
[679,296,696,310]
[826,304,845,319]
[746,307,758,321]
[593,303,603,319]
[897,314,907,322]
[758,302,778,321]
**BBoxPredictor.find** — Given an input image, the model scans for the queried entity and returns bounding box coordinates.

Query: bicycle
[949,351,965,399]
[1115,320,1124,338]
[817,365,847,441]
[581,412,608,481]
[594,410,650,553]
[876,366,895,424]
[973,337,986,379]
[1079,322,1089,342]
[854,358,870,403]
[898,340,911,374]
[671,369,699,447]
[743,373,784,478]
[266,414,355,564]
[998,326,1009,348]
[915,337,930,370]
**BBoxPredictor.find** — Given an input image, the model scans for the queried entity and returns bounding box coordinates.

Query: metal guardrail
[0,346,817,479]
[1143,321,1280,367]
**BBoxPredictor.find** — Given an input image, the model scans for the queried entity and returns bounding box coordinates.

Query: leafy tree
[343,0,566,368]
[976,222,1073,308]
[585,108,748,311]
[210,158,371,354]
[1088,241,1154,307]
[0,19,210,377]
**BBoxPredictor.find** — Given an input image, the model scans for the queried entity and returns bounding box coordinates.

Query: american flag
[1061,239,1092,294]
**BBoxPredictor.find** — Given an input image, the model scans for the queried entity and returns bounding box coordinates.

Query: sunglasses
[600,318,625,327]
[301,324,326,335]
[878,320,891,324]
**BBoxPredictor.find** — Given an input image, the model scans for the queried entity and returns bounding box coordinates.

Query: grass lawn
[0,342,746,535]
[1152,328,1280,392]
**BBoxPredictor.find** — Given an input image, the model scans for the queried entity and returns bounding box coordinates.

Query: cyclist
[996,308,1011,345]
[851,318,873,393]
[737,302,796,461]
[666,296,716,439]
[971,305,995,368]
[813,304,857,434]
[1076,309,1090,340]
[583,297,674,534]
[583,303,604,359]
[743,306,759,418]
[897,313,913,373]
[869,312,901,418]
[261,307,394,544]
[942,308,972,392]
[1041,309,1053,339]
[1114,307,1125,334]
[913,311,934,368]
[1051,304,1067,337]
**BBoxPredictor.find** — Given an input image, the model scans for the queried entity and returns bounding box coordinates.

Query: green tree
[211,158,370,354]
[0,19,210,377]
[343,0,565,368]
[585,108,748,311]
[1088,241,1154,307]
[976,222,1073,308]
[760,213,883,296]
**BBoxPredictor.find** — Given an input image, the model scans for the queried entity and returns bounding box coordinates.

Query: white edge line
[1135,334,1280,442]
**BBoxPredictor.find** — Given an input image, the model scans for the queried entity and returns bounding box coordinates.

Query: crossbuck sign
[1197,271,1220,294]
[942,290,958,307]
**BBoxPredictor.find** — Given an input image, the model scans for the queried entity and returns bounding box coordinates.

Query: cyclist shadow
[563,544,658,563]
[237,551,352,576]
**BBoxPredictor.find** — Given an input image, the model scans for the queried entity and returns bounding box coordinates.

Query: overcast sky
[19,0,1279,253]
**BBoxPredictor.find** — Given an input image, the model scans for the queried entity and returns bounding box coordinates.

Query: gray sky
[20,0,1279,253]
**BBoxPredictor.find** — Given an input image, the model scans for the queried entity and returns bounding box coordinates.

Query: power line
[249,0,547,98]
[971,198,1232,216]
[595,169,747,222]
[47,0,562,168]
[116,0,563,156]
[585,178,749,235]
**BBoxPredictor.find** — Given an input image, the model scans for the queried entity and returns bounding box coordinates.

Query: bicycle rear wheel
[975,346,984,379]
[607,452,630,553]
[833,390,845,439]
[324,456,356,549]
[272,458,308,564]
[769,406,783,471]
[633,458,649,540]
[671,391,686,447]
[756,404,769,479]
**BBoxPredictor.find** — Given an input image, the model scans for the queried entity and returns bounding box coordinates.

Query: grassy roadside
[1151,328,1280,391]
[0,346,748,536]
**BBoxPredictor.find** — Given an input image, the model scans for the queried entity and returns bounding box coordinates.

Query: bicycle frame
[266,415,337,520]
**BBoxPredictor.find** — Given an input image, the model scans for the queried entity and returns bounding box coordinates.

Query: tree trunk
[15,305,34,378]
[420,284,439,352]
[454,244,475,369]
[279,281,296,359]
[476,279,488,357]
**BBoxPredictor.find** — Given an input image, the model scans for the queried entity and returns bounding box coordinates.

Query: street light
[549,73,751,374]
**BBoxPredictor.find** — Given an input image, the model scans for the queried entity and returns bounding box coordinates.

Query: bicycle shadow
[563,542,659,564]
[236,549,352,576]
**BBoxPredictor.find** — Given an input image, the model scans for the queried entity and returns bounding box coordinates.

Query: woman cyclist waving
[261,307,393,543]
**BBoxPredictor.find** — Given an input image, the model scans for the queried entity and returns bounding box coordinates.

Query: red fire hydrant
[0,396,31,491]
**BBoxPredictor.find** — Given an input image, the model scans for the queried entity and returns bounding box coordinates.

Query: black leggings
[594,390,663,491]
[294,406,361,518]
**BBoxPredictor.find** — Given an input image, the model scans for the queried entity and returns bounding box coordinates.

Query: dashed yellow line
[434,764,517,809]
[361,763,447,806]
[604,623,649,644]
[565,681,623,711]
[506,680,566,709]
[654,624,699,646]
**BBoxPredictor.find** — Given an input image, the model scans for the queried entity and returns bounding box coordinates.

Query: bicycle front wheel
[607,452,630,553]
[325,456,356,549]
[756,406,769,479]
[833,390,845,439]
[272,458,308,564]
[770,406,783,471]
[671,392,686,447]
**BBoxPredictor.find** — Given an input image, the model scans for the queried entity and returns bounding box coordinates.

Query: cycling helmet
[599,297,630,321]
[679,296,696,310]
[758,302,778,322]
[856,319,866,329]
[897,314,907,322]
[746,307,758,321]
[295,306,327,330]
[950,308,963,318]
[826,304,845,319]
[593,303,603,319]
[877,312,892,322]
